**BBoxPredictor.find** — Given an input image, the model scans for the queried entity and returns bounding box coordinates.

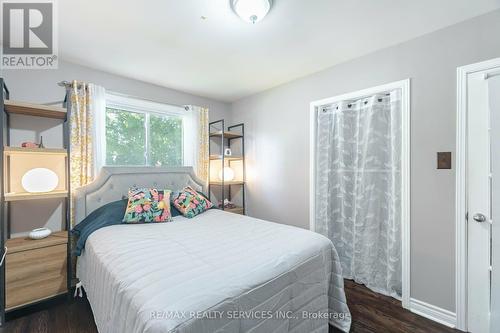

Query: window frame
[104,93,187,167]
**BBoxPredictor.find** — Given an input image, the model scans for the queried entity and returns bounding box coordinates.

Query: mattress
[77,209,351,333]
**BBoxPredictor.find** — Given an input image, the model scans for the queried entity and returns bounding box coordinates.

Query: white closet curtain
[315,90,402,298]
[91,84,107,174]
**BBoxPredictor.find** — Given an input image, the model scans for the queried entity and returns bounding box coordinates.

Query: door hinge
[466,212,469,221]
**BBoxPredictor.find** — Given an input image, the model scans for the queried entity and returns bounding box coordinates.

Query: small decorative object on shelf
[38,135,45,148]
[208,120,245,215]
[219,199,237,210]
[28,227,52,240]
[20,136,45,149]
[21,141,39,148]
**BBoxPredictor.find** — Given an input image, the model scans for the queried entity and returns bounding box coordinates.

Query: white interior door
[467,67,500,333]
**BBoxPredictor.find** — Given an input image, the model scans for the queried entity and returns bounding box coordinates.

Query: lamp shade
[218,167,235,182]
[21,168,59,193]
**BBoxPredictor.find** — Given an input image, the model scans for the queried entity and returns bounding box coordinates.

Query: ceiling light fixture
[231,0,272,24]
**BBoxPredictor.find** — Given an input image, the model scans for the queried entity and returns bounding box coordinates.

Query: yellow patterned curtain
[68,81,106,225]
[69,81,95,191]
[196,107,209,183]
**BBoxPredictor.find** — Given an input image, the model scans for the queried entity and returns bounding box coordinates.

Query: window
[104,94,187,167]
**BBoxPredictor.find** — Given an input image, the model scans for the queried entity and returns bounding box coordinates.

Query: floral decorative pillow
[123,188,172,223]
[172,186,214,218]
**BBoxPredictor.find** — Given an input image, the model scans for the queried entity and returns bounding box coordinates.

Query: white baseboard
[410,298,457,329]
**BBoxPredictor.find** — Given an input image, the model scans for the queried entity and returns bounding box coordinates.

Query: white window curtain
[91,85,107,174]
[315,90,402,298]
[70,88,209,191]
[102,94,209,182]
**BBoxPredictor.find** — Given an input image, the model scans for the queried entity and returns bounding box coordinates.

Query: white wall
[0,60,231,121]
[230,10,500,312]
[1,60,231,236]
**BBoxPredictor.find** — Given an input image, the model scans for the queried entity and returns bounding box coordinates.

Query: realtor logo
[1,0,58,69]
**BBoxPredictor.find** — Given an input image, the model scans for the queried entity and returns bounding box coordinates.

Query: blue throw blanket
[71,199,128,256]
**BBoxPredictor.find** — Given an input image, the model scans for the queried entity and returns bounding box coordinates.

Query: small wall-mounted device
[437,152,452,169]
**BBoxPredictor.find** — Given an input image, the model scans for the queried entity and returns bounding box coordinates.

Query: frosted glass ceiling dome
[231,0,272,24]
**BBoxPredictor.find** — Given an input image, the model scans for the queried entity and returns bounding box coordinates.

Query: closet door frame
[309,79,411,309]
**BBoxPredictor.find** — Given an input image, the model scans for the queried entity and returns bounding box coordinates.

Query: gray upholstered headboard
[73,166,206,224]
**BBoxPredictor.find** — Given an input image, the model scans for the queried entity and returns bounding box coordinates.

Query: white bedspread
[77,210,351,333]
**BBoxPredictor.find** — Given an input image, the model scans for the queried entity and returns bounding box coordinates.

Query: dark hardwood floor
[1,280,460,333]
[0,296,97,333]
[333,280,460,333]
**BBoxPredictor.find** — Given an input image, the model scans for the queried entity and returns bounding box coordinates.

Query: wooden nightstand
[5,231,68,311]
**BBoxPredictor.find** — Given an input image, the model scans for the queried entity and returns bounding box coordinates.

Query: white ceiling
[59,0,500,102]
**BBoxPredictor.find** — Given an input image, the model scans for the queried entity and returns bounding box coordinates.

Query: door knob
[473,213,487,223]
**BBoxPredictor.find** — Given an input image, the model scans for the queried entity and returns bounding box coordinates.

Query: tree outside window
[105,107,183,166]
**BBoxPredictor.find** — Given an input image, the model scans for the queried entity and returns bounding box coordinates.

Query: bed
[74,167,351,333]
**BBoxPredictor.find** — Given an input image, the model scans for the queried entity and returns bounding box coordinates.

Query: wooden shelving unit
[224,207,245,215]
[4,190,69,202]
[4,100,66,119]
[0,79,71,324]
[3,146,68,203]
[208,120,246,215]
[3,147,67,155]
[5,231,68,311]
[5,230,67,253]
[209,131,243,139]
[209,155,243,161]
[209,181,244,186]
